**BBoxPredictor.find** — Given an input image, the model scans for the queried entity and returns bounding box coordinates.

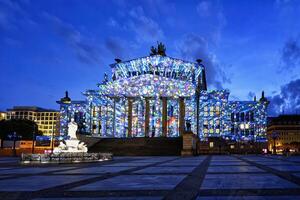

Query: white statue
[68,118,78,139]
[53,118,87,154]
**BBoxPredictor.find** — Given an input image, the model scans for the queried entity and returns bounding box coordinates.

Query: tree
[0,119,42,148]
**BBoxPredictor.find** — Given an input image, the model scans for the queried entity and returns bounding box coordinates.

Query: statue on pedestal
[53,118,87,154]
[68,118,78,139]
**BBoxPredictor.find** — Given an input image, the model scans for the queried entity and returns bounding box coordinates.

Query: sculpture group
[54,118,88,153]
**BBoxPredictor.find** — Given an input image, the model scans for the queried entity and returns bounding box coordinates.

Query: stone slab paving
[132,166,195,174]
[0,175,98,191]
[0,155,300,199]
[207,166,264,173]
[71,175,186,191]
[201,173,298,189]
[0,167,77,175]
[53,166,135,174]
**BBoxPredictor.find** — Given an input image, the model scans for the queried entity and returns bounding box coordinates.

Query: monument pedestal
[181,131,198,156]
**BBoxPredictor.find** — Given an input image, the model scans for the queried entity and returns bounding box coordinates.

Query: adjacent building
[0,111,6,121]
[267,115,300,153]
[57,43,269,142]
[6,106,59,136]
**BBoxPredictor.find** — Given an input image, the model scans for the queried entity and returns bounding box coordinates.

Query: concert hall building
[57,44,269,142]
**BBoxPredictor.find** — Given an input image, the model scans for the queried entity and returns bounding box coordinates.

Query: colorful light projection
[104,74,196,97]
[199,90,269,141]
[57,55,269,141]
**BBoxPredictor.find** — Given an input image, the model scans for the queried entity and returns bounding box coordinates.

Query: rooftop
[7,106,58,112]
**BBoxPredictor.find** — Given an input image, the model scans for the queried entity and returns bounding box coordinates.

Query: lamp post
[51,124,54,153]
[10,132,21,157]
[32,121,37,154]
[12,132,17,157]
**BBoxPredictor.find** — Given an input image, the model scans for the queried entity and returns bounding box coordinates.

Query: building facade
[0,111,6,121]
[57,44,269,142]
[6,106,59,136]
[267,115,300,153]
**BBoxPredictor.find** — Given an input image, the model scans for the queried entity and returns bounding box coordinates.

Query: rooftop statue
[150,42,166,56]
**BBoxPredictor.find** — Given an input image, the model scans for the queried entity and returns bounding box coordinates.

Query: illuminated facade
[267,115,300,152]
[57,44,269,141]
[6,106,59,136]
[0,111,6,121]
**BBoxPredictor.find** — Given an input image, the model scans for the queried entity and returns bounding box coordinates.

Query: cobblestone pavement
[0,155,300,200]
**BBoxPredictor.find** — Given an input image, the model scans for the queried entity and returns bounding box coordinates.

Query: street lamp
[32,120,37,154]
[9,132,22,157]
[51,124,55,153]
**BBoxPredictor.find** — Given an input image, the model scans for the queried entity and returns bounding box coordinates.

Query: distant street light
[32,120,37,154]
[51,124,55,153]
[8,132,22,157]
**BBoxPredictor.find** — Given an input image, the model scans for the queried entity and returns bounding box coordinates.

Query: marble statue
[53,119,87,153]
[68,118,78,139]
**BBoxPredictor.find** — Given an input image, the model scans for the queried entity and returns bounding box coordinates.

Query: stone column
[112,98,116,137]
[162,97,168,137]
[144,98,150,137]
[179,97,185,136]
[127,98,133,137]
[98,106,102,136]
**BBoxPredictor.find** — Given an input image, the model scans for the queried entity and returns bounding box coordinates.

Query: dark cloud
[268,78,300,116]
[176,33,230,89]
[280,36,300,72]
[43,12,101,65]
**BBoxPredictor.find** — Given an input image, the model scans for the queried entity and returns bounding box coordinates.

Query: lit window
[209,142,214,148]
[240,124,245,130]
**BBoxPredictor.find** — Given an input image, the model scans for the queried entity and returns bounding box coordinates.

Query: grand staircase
[88,137,183,156]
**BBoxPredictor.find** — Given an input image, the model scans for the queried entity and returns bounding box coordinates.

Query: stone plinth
[21,152,113,164]
[181,131,198,156]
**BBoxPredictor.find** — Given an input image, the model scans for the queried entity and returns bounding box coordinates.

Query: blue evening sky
[1,0,300,116]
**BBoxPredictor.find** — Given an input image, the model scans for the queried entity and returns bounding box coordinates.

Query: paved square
[71,175,186,191]
[0,166,76,175]
[210,161,249,166]
[201,173,299,189]
[0,155,300,199]
[133,166,195,174]
[207,166,264,173]
[0,175,97,191]
[54,166,135,174]
[268,165,300,171]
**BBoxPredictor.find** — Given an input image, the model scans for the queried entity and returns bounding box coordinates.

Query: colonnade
[125,97,186,137]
